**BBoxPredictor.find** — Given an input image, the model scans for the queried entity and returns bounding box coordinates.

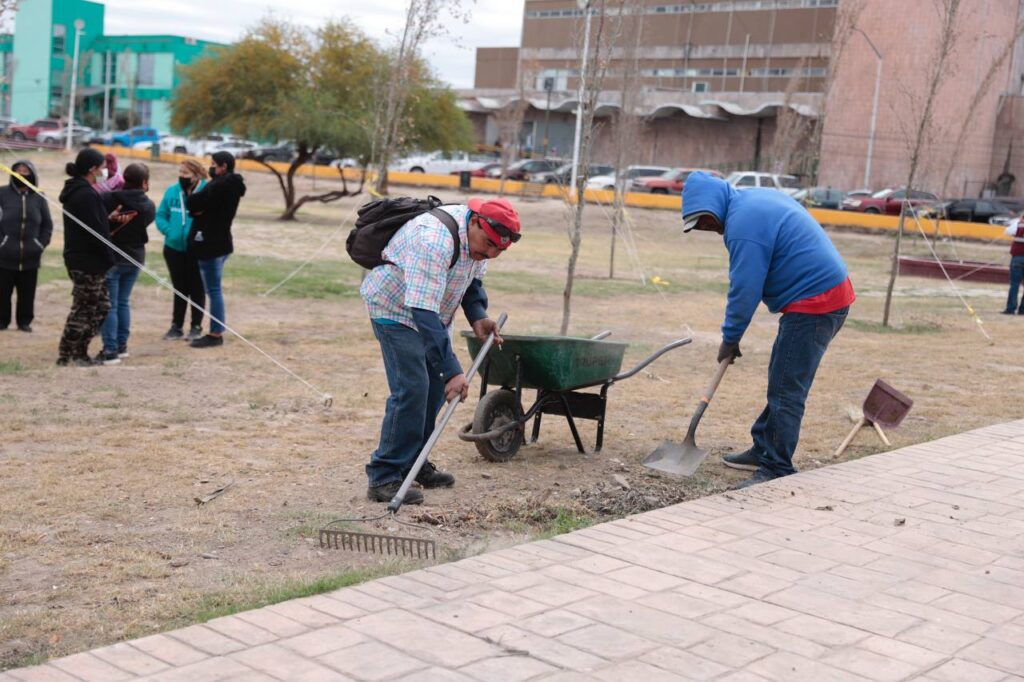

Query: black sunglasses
[474,212,521,244]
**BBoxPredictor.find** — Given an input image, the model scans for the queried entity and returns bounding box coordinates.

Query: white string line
[904,200,993,343]
[261,201,359,297]
[0,155,334,404]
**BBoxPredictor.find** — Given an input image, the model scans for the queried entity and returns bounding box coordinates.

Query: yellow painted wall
[95,145,1012,243]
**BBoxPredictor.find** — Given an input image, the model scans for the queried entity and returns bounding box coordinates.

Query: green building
[0,0,224,131]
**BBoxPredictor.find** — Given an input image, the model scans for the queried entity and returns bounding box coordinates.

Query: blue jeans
[100,264,140,352]
[1006,255,1024,313]
[749,306,849,477]
[366,321,446,487]
[198,255,229,334]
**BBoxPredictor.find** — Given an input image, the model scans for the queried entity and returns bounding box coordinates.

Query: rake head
[319,528,436,560]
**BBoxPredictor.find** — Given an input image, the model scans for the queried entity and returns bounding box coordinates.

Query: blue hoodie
[155,180,207,252]
[682,172,849,343]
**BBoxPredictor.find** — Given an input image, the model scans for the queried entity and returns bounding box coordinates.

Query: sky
[97,0,525,89]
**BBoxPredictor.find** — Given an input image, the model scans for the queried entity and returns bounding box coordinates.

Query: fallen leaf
[893,518,906,527]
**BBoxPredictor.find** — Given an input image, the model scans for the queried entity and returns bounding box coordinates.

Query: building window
[692,81,709,93]
[135,99,152,126]
[53,24,66,54]
[102,52,118,85]
[527,0,838,19]
[138,53,155,85]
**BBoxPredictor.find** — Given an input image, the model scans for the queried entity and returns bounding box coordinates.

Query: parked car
[486,158,564,181]
[247,142,296,163]
[585,165,671,191]
[940,198,1017,224]
[37,124,94,146]
[450,162,502,178]
[395,150,493,175]
[530,163,614,185]
[793,187,847,210]
[841,187,940,215]
[725,171,802,196]
[8,118,62,141]
[0,117,16,135]
[106,126,161,147]
[208,140,258,158]
[632,167,723,194]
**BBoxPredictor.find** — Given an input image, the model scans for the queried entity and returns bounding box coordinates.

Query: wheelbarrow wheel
[472,389,523,462]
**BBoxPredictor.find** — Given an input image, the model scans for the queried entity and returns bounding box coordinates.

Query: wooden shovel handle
[701,358,732,405]
[835,417,866,457]
[684,359,731,442]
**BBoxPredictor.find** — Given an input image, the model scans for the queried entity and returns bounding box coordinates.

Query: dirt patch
[1,151,1021,669]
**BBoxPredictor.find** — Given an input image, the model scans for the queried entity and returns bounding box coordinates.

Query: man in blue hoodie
[681,172,855,489]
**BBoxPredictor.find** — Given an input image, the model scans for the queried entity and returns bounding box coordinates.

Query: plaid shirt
[361,205,488,329]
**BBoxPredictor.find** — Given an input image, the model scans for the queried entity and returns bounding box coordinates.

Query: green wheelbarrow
[457,331,692,461]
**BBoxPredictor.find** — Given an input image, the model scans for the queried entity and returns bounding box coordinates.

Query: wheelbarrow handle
[388,312,508,514]
[610,337,693,384]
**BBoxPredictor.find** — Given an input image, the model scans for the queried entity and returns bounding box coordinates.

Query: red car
[841,188,939,215]
[631,168,723,194]
[8,118,62,141]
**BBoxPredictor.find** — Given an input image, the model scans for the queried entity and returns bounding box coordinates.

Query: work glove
[717,340,742,365]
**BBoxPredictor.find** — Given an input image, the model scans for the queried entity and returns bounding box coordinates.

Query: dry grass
[1,151,1021,668]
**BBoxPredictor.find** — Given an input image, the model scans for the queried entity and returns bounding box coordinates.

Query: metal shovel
[642,358,731,476]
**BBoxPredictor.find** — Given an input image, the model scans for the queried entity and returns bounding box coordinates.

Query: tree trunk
[275,146,312,220]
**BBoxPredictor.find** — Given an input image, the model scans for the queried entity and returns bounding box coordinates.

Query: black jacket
[103,188,156,265]
[0,160,53,271]
[59,176,114,275]
[186,172,246,260]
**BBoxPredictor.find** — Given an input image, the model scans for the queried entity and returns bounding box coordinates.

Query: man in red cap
[360,197,522,504]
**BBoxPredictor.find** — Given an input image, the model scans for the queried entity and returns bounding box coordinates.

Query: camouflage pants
[58,270,111,361]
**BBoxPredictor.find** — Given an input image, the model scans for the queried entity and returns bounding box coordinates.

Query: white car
[37,125,93,145]
[394,150,492,175]
[207,140,258,158]
[585,165,671,191]
[726,171,802,196]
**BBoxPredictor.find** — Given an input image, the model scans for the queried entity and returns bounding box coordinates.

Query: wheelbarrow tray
[462,332,627,392]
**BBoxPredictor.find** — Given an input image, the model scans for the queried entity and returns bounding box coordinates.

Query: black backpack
[346,195,461,270]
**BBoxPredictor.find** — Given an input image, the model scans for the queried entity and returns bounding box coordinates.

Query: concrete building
[464,0,1024,196]
[0,0,222,132]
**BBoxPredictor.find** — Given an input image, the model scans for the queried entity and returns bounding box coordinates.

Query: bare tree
[766,60,813,176]
[805,0,866,184]
[882,0,963,327]
[561,0,618,335]
[370,0,469,195]
[939,16,1024,196]
[494,62,530,196]
[608,0,645,279]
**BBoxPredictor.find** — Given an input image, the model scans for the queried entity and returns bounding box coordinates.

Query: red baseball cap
[468,197,522,249]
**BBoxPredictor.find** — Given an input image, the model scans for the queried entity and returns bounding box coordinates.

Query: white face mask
[100,168,109,181]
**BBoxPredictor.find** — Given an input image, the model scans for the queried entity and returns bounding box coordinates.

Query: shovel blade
[642,439,709,477]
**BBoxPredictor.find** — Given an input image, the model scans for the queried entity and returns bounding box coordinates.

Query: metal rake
[318,527,436,560]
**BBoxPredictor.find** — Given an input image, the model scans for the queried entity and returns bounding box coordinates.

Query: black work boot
[367,481,423,505]
[722,448,760,472]
[415,461,455,489]
[732,468,780,490]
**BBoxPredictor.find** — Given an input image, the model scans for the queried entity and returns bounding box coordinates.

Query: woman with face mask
[57,148,132,366]
[92,153,125,194]
[155,160,208,340]
[0,160,52,332]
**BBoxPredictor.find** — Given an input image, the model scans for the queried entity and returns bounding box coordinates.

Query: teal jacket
[155,180,207,252]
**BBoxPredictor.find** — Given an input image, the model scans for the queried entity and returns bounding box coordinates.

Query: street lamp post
[853,26,883,190]
[66,19,85,152]
[569,0,592,197]
[542,76,554,157]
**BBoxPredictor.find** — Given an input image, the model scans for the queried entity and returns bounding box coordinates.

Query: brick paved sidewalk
[6,422,1024,681]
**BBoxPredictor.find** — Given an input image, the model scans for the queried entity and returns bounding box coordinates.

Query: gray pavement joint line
[0,148,333,406]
